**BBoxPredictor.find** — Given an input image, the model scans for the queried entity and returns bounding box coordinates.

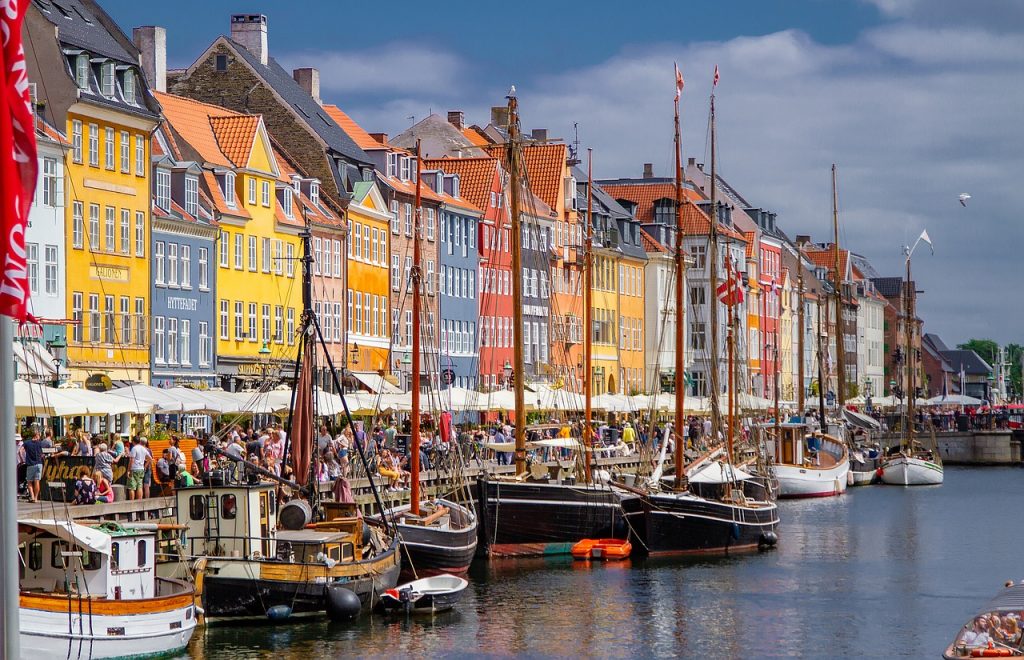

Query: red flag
[713,65,720,87]
[674,62,684,100]
[716,266,744,307]
[0,0,38,321]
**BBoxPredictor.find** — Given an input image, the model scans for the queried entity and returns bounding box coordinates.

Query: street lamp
[503,360,513,390]
[258,341,272,383]
[350,342,360,366]
[47,334,66,387]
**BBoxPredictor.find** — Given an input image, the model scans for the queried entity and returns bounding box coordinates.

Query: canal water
[179,467,1023,658]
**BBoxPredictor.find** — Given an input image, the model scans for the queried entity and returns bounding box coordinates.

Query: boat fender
[758,531,779,549]
[731,523,741,540]
[362,522,372,547]
[266,604,292,622]
[875,467,884,477]
[325,585,361,622]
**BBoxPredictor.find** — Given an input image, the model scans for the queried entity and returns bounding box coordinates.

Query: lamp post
[258,341,272,383]
[401,352,412,391]
[503,359,513,391]
[47,334,66,387]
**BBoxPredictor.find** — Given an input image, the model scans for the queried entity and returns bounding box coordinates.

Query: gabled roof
[320,104,381,152]
[34,0,135,63]
[155,92,239,168]
[485,143,567,212]
[804,244,850,278]
[210,115,261,168]
[940,350,993,376]
[391,114,486,158]
[35,116,69,146]
[221,37,371,167]
[871,276,904,298]
[923,333,949,352]
[597,180,747,241]
[463,126,491,147]
[423,157,500,212]
[271,146,341,229]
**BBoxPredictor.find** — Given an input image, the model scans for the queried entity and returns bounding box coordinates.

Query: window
[391,255,400,291]
[233,301,245,340]
[135,135,145,176]
[261,304,270,343]
[260,237,270,273]
[426,208,435,240]
[44,245,57,295]
[137,540,148,568]
[390,200,399,234]
[400,156,411,181]
[120,297,130,345]
[75,54,89,90]
[223,171,236,208]
[167,318,178,363]
[248,303,257,343]
[310,183,319,207]
[72,201,83,248]
[332,239,341,276]
[120,130,130,173]
[690,322,707,351]
[35,157,59,205]
[198,247,209,289]
[101,62,114,97]
[71,120,83,163]
[248,235,257,272]
[72,293,83,342]
[274,306,283,343]
[261,180,270,207]
[215,53,228,71]
[690,244,707,269]
[221,494,237,520]
[184,176,198,216]
[689,286,705,306]
[88,123,98,166]
[181,319,191,365]
[104,127,114,169]
[181,245,191,288]
[167,243,178,286]
[123,70,135,104]
[135,211,145,256]
[314,236,323,273]
[199,322,210,366]
[25,243,37,294]
[104,206,114,250]
[219,232,229,267]
[153,316,165,362]
[119,209,129,254]
[155,169,170,208]
[248,177,256,204]
[234,234,243,270]
[362,225,370,261]
[426,260,434,295]
[135,298,146,345]
[404,203,413,236]
[219,300,228,339]
[153,242,164,285]
[404,256,412,293]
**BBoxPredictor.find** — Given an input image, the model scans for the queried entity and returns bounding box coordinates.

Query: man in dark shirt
[22,430,49,502]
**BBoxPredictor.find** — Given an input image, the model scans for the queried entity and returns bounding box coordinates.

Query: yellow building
[617,250,647,396]
[157,93,301,390]
[25,6,163,387]
[345,181,392,375]
[591,250,619,395]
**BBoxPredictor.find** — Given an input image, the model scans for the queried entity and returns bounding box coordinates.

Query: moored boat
[571,538,632,561]
[879,452,944,486]
[377,498,478,579]
[380,574,469,615]
[764,424,850,498]
[19,518,197,658]
[943,582,1024,659]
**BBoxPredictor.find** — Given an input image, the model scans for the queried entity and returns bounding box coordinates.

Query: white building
[641,228,677,392]
[26,121,68,341]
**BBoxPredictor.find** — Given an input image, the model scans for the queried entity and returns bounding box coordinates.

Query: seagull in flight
[959,193,971,207]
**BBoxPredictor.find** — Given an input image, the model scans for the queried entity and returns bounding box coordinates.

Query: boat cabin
[764,423,839,469]
[175,482,278,559]
[18,520,156,600]
[273,530,357,564]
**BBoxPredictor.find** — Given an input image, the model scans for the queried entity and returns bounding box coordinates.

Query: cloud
[277,45,466,95]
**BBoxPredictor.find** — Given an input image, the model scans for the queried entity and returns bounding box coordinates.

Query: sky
[102,0,1024,345]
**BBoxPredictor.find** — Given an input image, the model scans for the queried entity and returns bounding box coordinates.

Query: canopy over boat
[843,408,882,431]
[18,518,112,555]
[689,461,754,484]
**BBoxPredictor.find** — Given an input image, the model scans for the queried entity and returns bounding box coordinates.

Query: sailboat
[170,227,401,622]
[474,90,627,558]
[766,166,849,498]
[879,232,943,486]
[373,140,478,578]
[618,66,780,556]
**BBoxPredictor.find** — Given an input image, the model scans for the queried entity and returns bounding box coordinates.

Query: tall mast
[817,297,826,424]
[905,253,915,451]
[797,247,806,413]
[584,148,594,483]
[673,86,687,488]
[507,91,527,475]
[410,140,423,515]
[831,164,845,408]
[708,83,728,463]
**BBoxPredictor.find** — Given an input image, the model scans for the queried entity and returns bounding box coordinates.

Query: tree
[1008,343,1023,399]
[957,338,998,367]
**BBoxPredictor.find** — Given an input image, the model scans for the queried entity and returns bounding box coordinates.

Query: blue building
[431,168,481,392]
[150,129,219,388]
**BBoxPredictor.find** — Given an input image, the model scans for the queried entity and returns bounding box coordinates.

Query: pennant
[713,65,720,87]
[0,0,38,321]
[918,229,934,254]
[674,62,684,101]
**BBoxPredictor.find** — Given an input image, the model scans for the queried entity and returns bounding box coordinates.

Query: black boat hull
[475,477,626,557]
[379,500,478,579]
[623,494,779,557]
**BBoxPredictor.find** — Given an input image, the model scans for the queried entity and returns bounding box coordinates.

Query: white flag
[919,229,933,253]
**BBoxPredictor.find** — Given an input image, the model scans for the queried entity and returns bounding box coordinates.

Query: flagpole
[1,317,19,659]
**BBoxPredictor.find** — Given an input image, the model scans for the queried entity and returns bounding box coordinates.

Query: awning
[689,461,754,484]
[350,371,402,394]
[842,408,881,431]
[19,518,112,555]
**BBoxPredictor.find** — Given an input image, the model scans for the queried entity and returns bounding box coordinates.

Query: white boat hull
[20,602,196,659]
[775,459,850,498]
[879,456,944,486]
[848,469,877,486]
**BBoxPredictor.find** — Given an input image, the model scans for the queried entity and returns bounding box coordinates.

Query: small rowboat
[379,574,469,615]
[571,538,632,561]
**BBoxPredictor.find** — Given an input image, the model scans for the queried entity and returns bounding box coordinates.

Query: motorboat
[380,574,469,615]
[944,582,1024,658]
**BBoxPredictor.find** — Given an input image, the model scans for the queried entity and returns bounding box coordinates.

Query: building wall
[343,187,391,375]
[590,250,619,395]
[27,139,67,340]
[520,215,551,385]
[150,221,218,387]
[618,254,646,395]
[643,255,675,392]
[311,225,347,379]
[439,207,481,390]
[478,204,513,391]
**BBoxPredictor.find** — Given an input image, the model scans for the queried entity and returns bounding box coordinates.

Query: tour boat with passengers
[944,581,1024,658]
[19,518,197,658]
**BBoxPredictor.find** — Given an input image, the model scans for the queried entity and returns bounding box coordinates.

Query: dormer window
[223,171,236,208]
[291,178,301,194]
[155,169,171,210]
[283,187,294,218]
[100,62,115,98]
[387,152,398,178]
[435,172,444,193]
[309,182,319,207]
[123,70,135,104]
[400,156,411,181]
[184,175,199,216]
[653,198,675,226]
[75,54,90,90]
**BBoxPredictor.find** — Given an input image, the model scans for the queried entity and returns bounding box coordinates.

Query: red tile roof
[804,244,849,277]
[321,104,382,152]
[640,228,667,253]
[463,126,491,147]
[601,181,746,241]
[423,156,499,212]
[210,115,261,168]
[485,143,567,212]
[155,92,241,168]
[271,147,342,229]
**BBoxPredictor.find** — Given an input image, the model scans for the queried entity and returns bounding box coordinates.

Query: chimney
[687,157,696,167]
[796,235,811,246]
[369,133,388,145]
[490,106,509,129]
[292,67,320,105]
[447,110,464,130]
[531,128,548,142]
[642,163,654,179]
[230,14,268,66]
[132,26,166,93]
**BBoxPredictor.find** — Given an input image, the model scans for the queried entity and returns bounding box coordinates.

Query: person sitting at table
[93,470,114,503]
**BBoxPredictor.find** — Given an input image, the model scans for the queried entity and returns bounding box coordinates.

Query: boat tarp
[843,408,882,431]
[19,518,112,555]
[974,583,1024,615]
[688,461,754,484]
[527,438,584,450]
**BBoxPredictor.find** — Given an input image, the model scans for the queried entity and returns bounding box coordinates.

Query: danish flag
[674,63,684,101]
[717,266,744,307]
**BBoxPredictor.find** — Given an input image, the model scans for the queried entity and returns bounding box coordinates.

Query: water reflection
[190,468,1024,658]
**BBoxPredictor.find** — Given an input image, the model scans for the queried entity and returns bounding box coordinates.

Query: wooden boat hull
[774,459,849,498]
[880,456,944,486]
[377,499,478,579]
[475,477,626,557]
[622,493,780,557]
[199,541,401,621]
[20,582,196,659]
